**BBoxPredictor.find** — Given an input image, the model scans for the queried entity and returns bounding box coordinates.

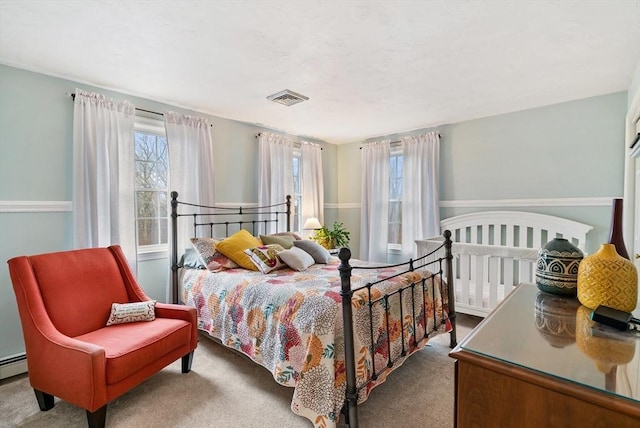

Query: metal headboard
[169,191,292,303]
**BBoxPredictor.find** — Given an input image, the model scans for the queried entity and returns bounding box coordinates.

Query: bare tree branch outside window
[135,131,168,247]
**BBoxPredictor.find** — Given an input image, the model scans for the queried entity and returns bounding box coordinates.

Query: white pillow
[106,300,156,326]
[278,246,315,271]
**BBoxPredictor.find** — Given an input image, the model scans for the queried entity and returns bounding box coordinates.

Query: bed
[416,210,593,317]
[169,192,456,428]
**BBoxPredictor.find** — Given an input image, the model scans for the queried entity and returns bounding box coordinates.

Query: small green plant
[312,221,350,249]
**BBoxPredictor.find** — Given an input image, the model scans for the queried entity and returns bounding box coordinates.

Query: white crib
[416,211,593,317]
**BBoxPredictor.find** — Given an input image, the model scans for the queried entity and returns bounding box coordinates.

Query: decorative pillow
[244,244,286,273]
[260,234,296,249]
[106,300,156,326]
[190,237,239,271]
[271,231,302,240]
[180,247,206,269]
[215,229,263,270]
[293,240,332,264]
[278,246,315,271]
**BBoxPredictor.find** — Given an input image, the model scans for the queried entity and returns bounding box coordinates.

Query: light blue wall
[0,64,335,361]
[337,92,628,259]
[440,93,625,202]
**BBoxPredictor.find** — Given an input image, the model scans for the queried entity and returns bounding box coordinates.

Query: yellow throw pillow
[216,229,262,270]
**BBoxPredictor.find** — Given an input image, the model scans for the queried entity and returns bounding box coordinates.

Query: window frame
[134,116,169,260]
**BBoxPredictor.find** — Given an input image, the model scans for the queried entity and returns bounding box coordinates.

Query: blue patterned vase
[535,238,584,296]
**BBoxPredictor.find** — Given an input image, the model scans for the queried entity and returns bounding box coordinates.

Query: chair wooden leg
[181,350,194,373]
[86,405,107,428]
[34,389,54,411]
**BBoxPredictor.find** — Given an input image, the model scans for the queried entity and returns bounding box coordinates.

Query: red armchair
[7,245,198,428]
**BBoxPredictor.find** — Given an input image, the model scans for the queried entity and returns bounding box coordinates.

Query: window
[292,149,302,233]
[388,151,402,247]
[134,118,169,255]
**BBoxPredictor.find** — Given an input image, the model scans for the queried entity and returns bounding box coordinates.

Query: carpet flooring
[0,314,480,428]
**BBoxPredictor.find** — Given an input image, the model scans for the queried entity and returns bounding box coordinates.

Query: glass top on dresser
[459,283,640,403]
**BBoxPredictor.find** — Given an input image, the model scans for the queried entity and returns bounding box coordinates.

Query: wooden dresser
[449,283,640,427]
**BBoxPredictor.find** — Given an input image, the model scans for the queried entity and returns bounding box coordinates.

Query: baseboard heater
[0,352,27,379]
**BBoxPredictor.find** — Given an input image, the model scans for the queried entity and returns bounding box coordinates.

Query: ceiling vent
[266,89,309,106]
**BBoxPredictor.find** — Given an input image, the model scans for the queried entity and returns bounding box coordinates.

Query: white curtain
[164,111,216,254]
[258,132,294,233]
[72,88,137,269]
[360,140,390,262]
[300,141,324,225]
[401,131,440,259]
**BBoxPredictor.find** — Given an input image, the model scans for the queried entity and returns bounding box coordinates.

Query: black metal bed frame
[169,191,457,428]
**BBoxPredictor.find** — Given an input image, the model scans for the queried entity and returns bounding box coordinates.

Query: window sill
[137,247,168,261]
[387,244,402,253]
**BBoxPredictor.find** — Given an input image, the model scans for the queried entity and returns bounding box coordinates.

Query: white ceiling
[1,1,639,144]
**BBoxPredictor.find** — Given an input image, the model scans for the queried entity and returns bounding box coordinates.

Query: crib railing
[417,238,538,317]
[440,211,591,252]
[417,211,592,317]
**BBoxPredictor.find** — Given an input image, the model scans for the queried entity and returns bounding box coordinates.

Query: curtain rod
[255,133,323,150]
[359,133,442,149]
[67,92,213,126]
[69,92,163,116]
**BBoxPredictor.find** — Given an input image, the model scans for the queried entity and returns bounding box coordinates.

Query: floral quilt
[180,258,451,428]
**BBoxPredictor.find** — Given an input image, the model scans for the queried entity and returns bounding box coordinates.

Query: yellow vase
[577,244,638,312]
